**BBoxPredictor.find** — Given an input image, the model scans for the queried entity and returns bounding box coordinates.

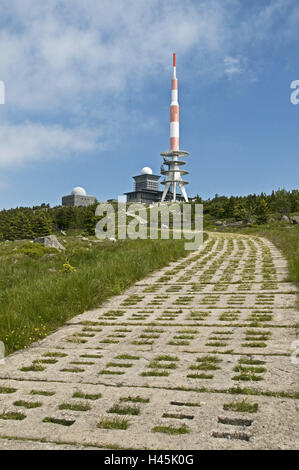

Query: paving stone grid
[0,233,298,450]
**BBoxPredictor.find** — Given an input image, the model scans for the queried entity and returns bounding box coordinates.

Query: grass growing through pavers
[154,355,179,362]
[13,400,42,409]
[43,352,68,358]
[225,224,299,285]
[242,342,267,348]
[187,373,214,379]
[66,337,87,344]
[177,329,198,334]
[139,334,160,339]
[60,367,85,373]
[102,310,125,317]
[80,354,102,359]
[106,362,133,368]
[120,396,150,403]
[234,366,266,374]
[72,391,102,400]
[190,355,222,371]
[58,402,91,411]
[131,340,155,345]
[148,361,177,370]
[20,364,46,372]
[142,328,164,333]
[0,386,17,394]
[69,361,94,365]
[100,339,119,344]
[238,358,266,365]
[100,370,125,375]
[0,411,26,420]
[152,424,190,435]
[33,359,58,364]
[97,417,130,430]
[115,354,140,360]
[141,370,169,377]
[30,390,55,396]
[1,237,187,355]
[173,335,194,340]
[223,399,259,413]
[82,327,103,332]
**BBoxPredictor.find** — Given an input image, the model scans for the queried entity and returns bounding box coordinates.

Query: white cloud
[0,0,296,113]
[0,0,226,112]
[0,123,99,168]
[0,0,297,171]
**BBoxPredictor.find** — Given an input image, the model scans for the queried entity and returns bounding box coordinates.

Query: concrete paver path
[0,233,298,449]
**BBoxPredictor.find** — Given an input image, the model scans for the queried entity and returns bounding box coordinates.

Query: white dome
[72,186,87,196]
[141,166,153,175]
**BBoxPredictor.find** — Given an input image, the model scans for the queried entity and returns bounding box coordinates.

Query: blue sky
[0,0,298,209]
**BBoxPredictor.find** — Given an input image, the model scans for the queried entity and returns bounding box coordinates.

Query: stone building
[62,187,96,207]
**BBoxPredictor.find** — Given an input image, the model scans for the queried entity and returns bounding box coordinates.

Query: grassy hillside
[0,235,190,355]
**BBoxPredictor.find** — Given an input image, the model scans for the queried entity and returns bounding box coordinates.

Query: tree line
[0,189,298,241]
[193,188,299,224]
[0,203,98,241]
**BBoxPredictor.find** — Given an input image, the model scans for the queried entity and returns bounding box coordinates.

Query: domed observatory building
[124,167,185,203]
[62,187,96,207]
[124,167,160,204]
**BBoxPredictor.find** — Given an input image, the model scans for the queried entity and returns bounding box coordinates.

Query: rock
[60,230,67,236]
[34,235,65,251]
[291,216,299,224]
[214,221,223,226]
[109,237,116,242]
[281,215,290,223]
[81,237,89,241]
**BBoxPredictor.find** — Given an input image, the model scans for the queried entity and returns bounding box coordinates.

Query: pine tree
[255,198,270,224]
[32,212,53,237]
[15,213,34,239]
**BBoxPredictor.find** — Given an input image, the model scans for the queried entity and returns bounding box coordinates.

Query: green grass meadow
[0,236,188,355]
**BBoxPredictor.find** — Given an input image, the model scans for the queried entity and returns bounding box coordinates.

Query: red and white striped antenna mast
[160,53,189,202]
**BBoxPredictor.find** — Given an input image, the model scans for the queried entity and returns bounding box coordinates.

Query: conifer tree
[255,198,270,224]
[32,212,53,237]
